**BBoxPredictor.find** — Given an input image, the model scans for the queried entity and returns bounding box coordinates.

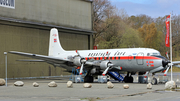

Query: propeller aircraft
[9,28,180,84]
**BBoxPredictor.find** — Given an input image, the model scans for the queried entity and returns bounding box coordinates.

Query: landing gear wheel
[123,76,128,83]
[123,76,133,83]
[84,75,94,83]
[129,76,134,83]
[151,77,157,85]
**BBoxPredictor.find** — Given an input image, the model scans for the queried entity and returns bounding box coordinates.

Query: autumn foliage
[93,0,180,59]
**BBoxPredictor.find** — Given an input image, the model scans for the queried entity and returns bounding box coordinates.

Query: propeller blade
[144,72,149,78]
[166,52,169,60]
[164,66,170,76]
[79,64,84,75]
[106,51,111,61]
[75,50,86,75]
[174,65,180,68]
[76,50,81,57]
[102,67,110,76]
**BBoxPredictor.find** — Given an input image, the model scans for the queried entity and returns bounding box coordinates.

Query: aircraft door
[136,52,144,65]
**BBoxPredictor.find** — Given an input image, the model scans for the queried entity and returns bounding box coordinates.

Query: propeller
[164,51,171,76]
[106,51,110,61]
[102,63,113,76]
[144,72,149,78]
[79,63,84,75]
[76,50,81,57]
[102,67,110,76]
[75,50,86,75]
[163,52,180,76]
[102,51,114,76]
[166,52,169,60]
[164,66,170,76]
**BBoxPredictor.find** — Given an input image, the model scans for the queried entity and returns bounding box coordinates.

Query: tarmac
[1,73,180,101]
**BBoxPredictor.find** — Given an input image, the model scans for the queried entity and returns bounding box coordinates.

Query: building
[0,0,94,78]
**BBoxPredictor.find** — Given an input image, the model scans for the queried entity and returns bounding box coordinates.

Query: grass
[169,67,180,72]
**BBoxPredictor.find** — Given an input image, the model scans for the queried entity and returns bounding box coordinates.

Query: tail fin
[48,28,65,56]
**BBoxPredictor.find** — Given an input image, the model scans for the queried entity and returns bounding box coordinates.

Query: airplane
[9,28,180,84]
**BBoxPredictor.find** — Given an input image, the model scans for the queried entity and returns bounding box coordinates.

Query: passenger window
[147,53,150,56]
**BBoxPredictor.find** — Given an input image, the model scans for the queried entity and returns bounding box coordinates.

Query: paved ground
[1,73,180,101]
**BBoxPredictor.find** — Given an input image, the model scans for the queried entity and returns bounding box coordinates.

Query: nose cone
[162,59,170,67]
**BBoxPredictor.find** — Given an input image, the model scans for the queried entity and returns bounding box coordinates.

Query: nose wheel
[151,77,157,85]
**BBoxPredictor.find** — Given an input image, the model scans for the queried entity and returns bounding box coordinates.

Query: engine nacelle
[100,61,112,69]
[90,68,96,74]
[150,66,164,73]
[73,57,82,66]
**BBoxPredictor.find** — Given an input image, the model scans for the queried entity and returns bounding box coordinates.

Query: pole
[170,13,173,81]
[4,52,7,86]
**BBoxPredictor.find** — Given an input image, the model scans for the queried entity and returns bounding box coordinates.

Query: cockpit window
[152,53,159,55]
[148,52,161,56]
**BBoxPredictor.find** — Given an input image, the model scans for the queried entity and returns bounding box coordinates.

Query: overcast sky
[110,0,180,18]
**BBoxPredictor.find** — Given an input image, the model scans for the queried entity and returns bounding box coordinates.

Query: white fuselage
[57,48,163,72]
[9,28,169,77]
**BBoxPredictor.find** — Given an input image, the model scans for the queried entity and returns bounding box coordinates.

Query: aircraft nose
[162,59,170,67]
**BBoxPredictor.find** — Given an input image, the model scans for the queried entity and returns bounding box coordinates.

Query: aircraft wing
[8,51,121,72]
[9,51,70,64]
[16,59,45,62]
[8,51,94,67]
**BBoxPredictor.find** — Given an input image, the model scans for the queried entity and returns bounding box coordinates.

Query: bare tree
[93,0,116,46]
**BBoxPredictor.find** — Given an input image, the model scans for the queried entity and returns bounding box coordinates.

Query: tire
[89,76,94,83]
[123,76,128,83]
[129,76,134,83]
[123,76,133,83]
[151,77,157,85]
[84,75,94,83]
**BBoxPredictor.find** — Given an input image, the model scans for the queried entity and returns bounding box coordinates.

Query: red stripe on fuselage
[129,56,134,60]
[144,56,161,60]
[135,56,160,60]
[85,56,161,60]
[120,56,129,60]
[116,57,118,60]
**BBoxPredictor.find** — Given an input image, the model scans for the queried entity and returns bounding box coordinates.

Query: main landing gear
[84,71,94,83]
[123,72,134,83]
[84,75,94,83]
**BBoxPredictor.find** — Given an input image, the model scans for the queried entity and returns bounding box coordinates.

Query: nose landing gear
[151,73,157,85]
[151,77,157,85]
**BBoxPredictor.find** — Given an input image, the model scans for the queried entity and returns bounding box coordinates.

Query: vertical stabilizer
[48,28,65,56]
